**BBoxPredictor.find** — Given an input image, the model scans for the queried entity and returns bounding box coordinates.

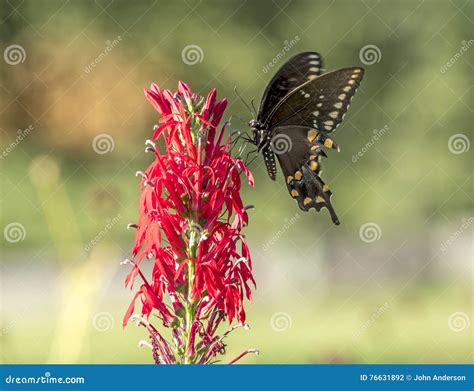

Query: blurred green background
[1,0,472,364]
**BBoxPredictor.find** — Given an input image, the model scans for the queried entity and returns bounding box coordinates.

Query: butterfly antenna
[234,86,255,119]
[250,98,258,117]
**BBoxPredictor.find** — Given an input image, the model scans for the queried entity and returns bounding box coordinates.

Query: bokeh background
[1,0,472,364]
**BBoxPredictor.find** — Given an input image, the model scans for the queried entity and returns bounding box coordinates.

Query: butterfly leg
[230,130,254,155]
[244,149,259,166]
[230,129,244,147]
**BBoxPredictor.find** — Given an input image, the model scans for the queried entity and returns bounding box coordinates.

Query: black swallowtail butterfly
[249,51,364,225]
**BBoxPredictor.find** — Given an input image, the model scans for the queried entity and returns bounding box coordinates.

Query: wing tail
[290,165,340,225]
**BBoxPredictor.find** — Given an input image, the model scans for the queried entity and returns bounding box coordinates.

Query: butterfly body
[250,52,364,225]
[248,119,267,151]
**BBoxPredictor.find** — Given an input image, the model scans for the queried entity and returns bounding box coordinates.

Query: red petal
[122,291,141,327]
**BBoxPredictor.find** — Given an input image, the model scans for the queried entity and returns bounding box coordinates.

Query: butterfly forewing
[258,52,324,123]
[265,67,364,133]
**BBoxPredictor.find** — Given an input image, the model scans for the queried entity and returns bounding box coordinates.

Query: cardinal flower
[122,81,258,364]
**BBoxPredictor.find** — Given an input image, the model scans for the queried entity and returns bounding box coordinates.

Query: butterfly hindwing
[265,67,364,133]
[258,52,324,122]
[270,126,340,224]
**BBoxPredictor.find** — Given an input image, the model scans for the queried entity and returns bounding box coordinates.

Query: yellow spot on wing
[303,197,312,205]
[309,161,319,171]
[307,130,318,142]
[323,184,329,192]
[324,139,334,148]
[316,196,325,203]
[295,171,302,180]
[287,176,293,184]
[291,189,299,198]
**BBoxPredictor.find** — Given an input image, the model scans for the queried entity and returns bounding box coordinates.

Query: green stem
[184,226,198,364]
[183,135,202,364]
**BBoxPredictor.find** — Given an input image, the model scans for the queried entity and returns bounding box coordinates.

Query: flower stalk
[184,226,197,364]
[122,82,257,364]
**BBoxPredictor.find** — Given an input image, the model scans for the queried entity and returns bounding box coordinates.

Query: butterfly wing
[258,52,324,123]
[265,67,364,133]
[255,58,364,224]
[270,126,340,225]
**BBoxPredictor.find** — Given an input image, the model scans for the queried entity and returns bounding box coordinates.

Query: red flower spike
[123,82,257,364]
